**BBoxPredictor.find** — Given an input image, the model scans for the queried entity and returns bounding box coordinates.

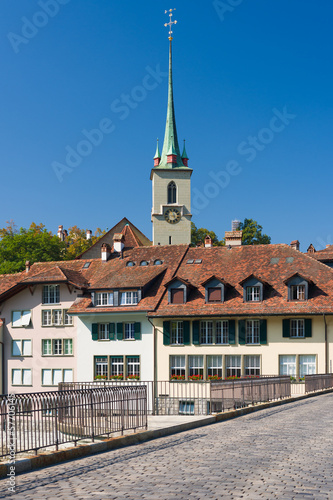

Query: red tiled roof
[152,244,333,317]
[308,245,333,262]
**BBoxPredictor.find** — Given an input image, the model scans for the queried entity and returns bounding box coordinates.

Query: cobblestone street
[1,394,333,499]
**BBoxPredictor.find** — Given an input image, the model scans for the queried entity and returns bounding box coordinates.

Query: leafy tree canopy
[191,223,224,247]
[63,226,106,260]
[237,218,271,245]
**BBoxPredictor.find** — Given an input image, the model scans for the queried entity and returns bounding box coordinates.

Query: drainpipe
[323,314,328,374]
[147,315,157,415]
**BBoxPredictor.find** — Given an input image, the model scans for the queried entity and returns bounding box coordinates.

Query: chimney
[101,243,111,262]
[225,231,243,247]
[231,219,241,231]
[57,225,64,240]
[86,230,92,240]
[290,240,300,251]
[25,261,30,273]
[204,235,212,248]
[307,244,315,254]
[113,233,124,253]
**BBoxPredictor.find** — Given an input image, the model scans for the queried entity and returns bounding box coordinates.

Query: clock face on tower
[164,208,181,224]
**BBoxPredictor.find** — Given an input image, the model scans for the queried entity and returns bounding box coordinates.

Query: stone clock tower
[151,11,192,246]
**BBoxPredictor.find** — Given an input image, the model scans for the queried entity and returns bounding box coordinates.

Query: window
[95,357,108,379]
[43,285,60,304]
[42,309,72,326]
[12,310,31,328]
[290,319,305,338]
[126,261,135,267]
[226,355,241,378]
[291,285,305,301]
[98,324,109,340]
[64,310,73,326]
[124,323,135,340]
[208,287,222,302]
[126,356,140,379]
[207,355,222,380]
[171,289,184,304]
[200,321,213,344]
[110,357,124,379]
[179,401,194,415]
[246,286,260,302]
[246,320,260,344]
[120,291,139,305]
[96,292,114,306]
[299,355,316,377]
[244,355,260,376]
[171,321,183,344]
[154,260,163,266]
[140,261,149,266]
[167,181,177,204]
[42,339,73,356]
[42,369,73,386]
[188,356,204,380]
[12,369,32,386]
[216,321,229,344]
[170,355,185,379]
[279,355,296,376]
[12,340,32,356]
[82,262,91,269]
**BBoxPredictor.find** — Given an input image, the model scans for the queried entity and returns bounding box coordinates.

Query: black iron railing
[210,376,291,412]
[0,385,147,458]
[304,374,333,393]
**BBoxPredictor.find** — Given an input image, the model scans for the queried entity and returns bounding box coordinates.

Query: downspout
[147,315,157,415]
[323,314,328,374]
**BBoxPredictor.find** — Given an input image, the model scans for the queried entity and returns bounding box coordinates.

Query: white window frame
[207,355,223,379]
[226,355,241,378]
[291,285,305,301]
[126,356,140,379]
[279,355,296,376]
[188,355,204,379]
[124,323,135,340]
[244,355,260,376]
[95,357,108,378]
[64,310,73,326]
[42,338,73,356]
[290,319,305,338]
[200,321,213,344]
[216,320,229,344]
[110,357,124,378]
[120,291,139,305]
[12,368,32,386]
[246,319,260,344]
[42,309,71,327]
[12,339,32,357]
[12,310,31,328]
[42,285,60,304]
[170,355,185,378]
[98,324,109,340]
[171,321,183,344]
[96,292,114,306]
[299,355,316,377]
[246,286,260,302]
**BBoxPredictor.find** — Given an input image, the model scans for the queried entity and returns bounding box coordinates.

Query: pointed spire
[182,139,189,167]
[158,40,184,168]
[154,139,161,166]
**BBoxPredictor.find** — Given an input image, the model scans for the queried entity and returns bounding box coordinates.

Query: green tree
[191,223,224,247]
[237,218,271,245]
[63,226,106,260]
[0,221,66,274]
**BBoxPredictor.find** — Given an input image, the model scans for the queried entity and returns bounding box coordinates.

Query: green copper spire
[158,40,185,168]
[182,139,188,159]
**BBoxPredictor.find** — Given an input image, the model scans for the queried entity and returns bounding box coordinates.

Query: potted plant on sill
[170,375,185,381]
[109,375,124,380]
[127,375,140,381]
[94,375,107,380]
[188,374,203,381]
[208,375,222,381]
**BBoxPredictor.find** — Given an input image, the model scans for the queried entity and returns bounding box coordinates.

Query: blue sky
[1,1,332,251]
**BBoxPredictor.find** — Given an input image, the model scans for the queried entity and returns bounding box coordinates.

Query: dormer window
[167,181,177,204]
[240,276,265,302]
[284,274,312,301]
[126,261,135,267]
[96,292,114,306]
[246,286,260,302]
[154,259,163,266]
[140,261,149,266]
[120,291,139,305]
[201,276,226,303]
[171,289,184,304]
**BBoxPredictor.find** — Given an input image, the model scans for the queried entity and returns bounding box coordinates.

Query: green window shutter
[117,323,123,340]
[92,323,98,341]
[283,319,290,338]
[238,320,246,345]
[192,320,200,345]
[109,323,115,340]
[163,321,170,345]
[260,319,267,345]
[304,319,312,337]
[228,320,236,344]
[183,321,190,345]
[134,322,141,340]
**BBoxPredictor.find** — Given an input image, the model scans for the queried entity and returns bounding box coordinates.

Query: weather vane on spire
[164,9,177,40]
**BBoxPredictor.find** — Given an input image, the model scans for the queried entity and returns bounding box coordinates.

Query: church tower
[151,10,192,246]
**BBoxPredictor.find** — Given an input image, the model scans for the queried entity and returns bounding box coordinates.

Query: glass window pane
[22,369,31,385]
[63,339,73,355]
[12,311,22,327]
[63,369,73,382]
[21,311,31,326]
[12,340,21,356]
[279,355,296,376]
[42,369,52,385]
[22,340,32,356]
[299,355,316,377]
[42,339,52,355]
[53,369,62,385]
[12,369,21,385]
